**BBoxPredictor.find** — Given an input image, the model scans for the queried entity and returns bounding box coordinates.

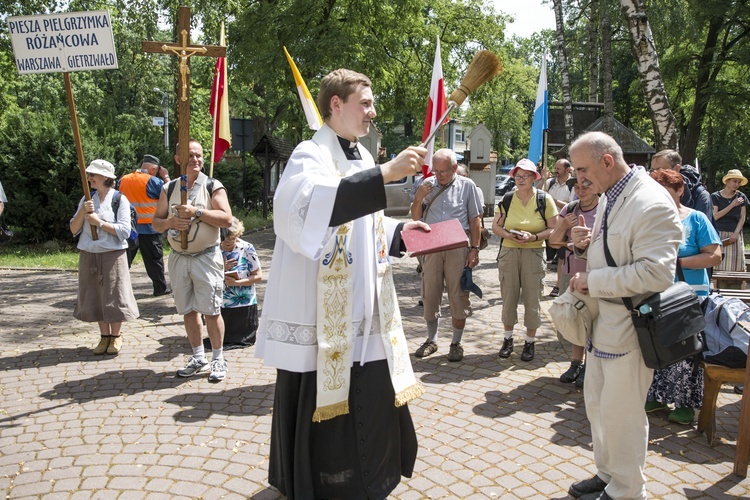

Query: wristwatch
[195,209,202,218]
[470,246,480,251]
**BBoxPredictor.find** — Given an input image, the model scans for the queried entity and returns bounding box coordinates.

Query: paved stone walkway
[1,220,749,499]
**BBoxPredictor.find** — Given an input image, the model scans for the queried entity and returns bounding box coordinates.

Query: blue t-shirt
[678,210,721,296]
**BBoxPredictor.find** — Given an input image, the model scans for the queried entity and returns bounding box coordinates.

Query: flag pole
[64,72,98,240]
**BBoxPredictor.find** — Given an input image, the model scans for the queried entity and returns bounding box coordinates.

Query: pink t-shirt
[560,201,599,276]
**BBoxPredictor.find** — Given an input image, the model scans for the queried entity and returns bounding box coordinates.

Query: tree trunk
[681,16,723,165]
[588,0,600,102]
[553,0,575,148]
[620,0,678,149]
[600,0,614,126]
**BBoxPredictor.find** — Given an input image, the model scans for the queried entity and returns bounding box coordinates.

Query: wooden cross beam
[141,6,226,249]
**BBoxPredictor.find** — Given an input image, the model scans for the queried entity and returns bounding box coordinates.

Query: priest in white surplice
[255,69,428,500]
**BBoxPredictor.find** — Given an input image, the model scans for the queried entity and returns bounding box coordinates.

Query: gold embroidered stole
[314,222,355,421]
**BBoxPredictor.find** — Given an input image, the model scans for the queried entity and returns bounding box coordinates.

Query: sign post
[141,6,226,249]
[7,10,118,239]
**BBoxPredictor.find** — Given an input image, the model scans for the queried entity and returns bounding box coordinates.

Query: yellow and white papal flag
[283,46,323,130]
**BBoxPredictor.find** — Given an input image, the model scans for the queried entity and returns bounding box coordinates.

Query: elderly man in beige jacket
[567,132,682,500]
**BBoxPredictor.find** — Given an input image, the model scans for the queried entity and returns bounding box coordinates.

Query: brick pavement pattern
[1,220,749,498]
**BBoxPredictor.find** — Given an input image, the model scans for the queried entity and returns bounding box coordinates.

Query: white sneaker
[176,356,209,377]
[208,358,227,382]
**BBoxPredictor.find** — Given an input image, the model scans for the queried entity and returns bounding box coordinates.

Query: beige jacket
[583,168,683,354]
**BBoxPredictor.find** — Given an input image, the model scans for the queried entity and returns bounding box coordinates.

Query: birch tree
[620,0,677,149]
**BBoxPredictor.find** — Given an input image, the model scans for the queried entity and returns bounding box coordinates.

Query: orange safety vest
[118,171,157,225]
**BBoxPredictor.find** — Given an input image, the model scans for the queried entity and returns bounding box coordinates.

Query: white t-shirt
[547,177,574,203]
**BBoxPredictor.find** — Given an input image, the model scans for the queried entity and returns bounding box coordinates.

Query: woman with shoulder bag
[711,169,748,272]
[647,169,721,424]
[492,159,558,362]
[70,160,139,355]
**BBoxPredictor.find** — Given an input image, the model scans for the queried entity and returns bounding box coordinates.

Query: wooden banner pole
[63,72,98,240]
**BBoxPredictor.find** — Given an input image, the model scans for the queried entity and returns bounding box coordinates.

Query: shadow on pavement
[0,346,102,371]
[144,334,187,362]
[165,384,274,422]
[684,477,748,498]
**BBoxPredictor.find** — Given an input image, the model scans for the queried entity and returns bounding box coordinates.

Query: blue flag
[528,58,548,165]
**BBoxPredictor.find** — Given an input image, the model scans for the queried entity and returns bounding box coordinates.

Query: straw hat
[722,169,748,186]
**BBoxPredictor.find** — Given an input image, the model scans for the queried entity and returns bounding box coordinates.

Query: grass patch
[0,209,272,270]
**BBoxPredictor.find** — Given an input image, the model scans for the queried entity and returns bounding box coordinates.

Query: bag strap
[167,177,215,202]
[111,190,122,222]
[422,178,455,219]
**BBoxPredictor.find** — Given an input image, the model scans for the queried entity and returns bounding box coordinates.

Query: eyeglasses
[514,174,535,180]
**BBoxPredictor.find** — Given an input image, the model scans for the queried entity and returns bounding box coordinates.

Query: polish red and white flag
[421,37,448,177]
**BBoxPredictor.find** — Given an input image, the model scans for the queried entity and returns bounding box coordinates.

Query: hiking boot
[520,341,535,361]
[498,337,513,358]
[415,340,437,358]
[93,337,110,355]
[106,336,122,355]
[208,358,228,382]
[447,343,464,362]
[575,365,585,388]
[645,400,669,413]
[668,407,695,425]
[177,356,209,377]
[560,361,583,383]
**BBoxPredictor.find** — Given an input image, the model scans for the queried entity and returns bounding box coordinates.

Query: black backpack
[111,190,138,242]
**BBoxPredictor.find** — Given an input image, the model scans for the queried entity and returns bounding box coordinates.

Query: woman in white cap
[491,158,558,362]
[711,169,749,272]
[70,159,139,355]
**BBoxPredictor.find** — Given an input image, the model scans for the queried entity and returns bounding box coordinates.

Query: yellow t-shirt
[501,189,558,248]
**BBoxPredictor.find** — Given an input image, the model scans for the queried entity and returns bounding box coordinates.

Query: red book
[402,219,469,257]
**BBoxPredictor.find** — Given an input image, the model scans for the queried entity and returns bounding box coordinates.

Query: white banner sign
[7,10,118,74]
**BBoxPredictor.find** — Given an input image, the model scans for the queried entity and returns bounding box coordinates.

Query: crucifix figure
[141,6,226,249]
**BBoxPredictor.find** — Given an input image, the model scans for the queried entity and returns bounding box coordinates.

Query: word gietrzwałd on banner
[6,11,118,75]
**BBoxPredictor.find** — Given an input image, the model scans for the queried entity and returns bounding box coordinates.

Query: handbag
[602,211,705,369]
[479,219,490,250]
[549,287,599,346]
[0,215,12,245]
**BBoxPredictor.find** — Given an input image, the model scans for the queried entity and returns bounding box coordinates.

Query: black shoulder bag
[602,210,705,369]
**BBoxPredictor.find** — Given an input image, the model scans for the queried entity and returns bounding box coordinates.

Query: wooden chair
[697,361,745,446]
[696,360,750,477]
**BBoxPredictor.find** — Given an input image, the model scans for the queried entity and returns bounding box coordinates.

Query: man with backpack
[152,140,233,382]
[118,154,171,296]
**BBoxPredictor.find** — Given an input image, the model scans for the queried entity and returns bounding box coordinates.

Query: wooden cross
[141,6,226,249]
